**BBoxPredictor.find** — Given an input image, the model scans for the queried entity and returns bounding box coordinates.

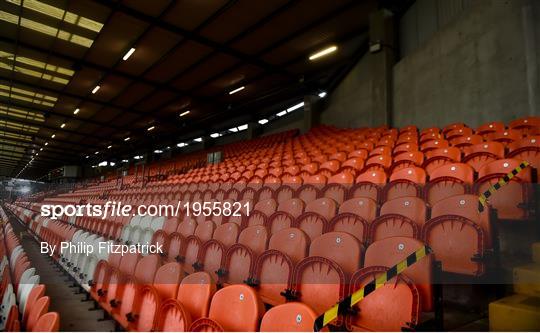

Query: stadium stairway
[489,242,540,331]
[5,208,115,332]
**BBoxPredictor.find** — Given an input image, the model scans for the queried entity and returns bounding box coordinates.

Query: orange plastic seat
[424,163,474,205]
[23,285,45,327]
[195,223,239,282]
[350,170,387,203]
[267,198,305,235]
[474,159,532,220]
[309,232,363,276]
[329,197,377,244]
[476,121,505,136]
[423,195,490,276]
[32,312,59,332]
[362,154,392,173]
[260,302,317,332]
[155,299,192,332]
[462,141,505,172]
[252,228,308,305]
[184,221,216,275]
[321,173,353,204]
[487,129,522,146]
[391,151,424,172]
[507,136,540,177]
[113,255,161,328]
[176,272,217,322]
[451,134,483,149]
[384,166,426,201]
[194,285,264,332]
[247,199,277,228]
[290,257,345,323]
[370,197,426,242]
[422,147,461,175]
[346,266,420,331]
[293,198,337,241]
[365,237,433,311]
[26,296,50,331]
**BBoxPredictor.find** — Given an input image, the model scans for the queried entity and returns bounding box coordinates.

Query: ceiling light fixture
[51,134,55,138]
[229,86,245,95]
[92,85,100,94]
[210,133,220,138]
[44,142,48,146]
[309,45,338,60]
[318,91,327,98]
[147,126,155,131]
[154,149,163,154]
[258,119,268,125]
[124,137,130,142]
[193,137,203,142]
[177,142,187,148]
[107,145,112,149]
[180,110,190,117]
[73,108,80,115]
[60,123,66,128]
[122,47,136,61]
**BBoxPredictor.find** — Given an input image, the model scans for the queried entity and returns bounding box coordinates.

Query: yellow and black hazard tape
[313,245,432,331]
[478,161,529,212]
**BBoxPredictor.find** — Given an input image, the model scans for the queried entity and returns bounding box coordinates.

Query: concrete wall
[393,0,539,128]
[318,0,539,130]
[319,55,374,128]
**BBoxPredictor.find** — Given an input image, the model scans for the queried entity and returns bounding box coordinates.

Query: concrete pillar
[246,121,258,140]
[368,9,396,126]
[522,0,539,116]
[303,94,320,133]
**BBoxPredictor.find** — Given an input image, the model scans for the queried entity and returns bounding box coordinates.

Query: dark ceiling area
[0,0,412,179]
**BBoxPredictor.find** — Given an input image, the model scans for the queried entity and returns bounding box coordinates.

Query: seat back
[260,302,317,332]
[177,272,216,322]
[208,285,264,332]
[238,226,268,255]
[27,296,50,331]
[32,312,60,332]
[268,228,308,263]
[365,237,433,311]
[309,232,363,276]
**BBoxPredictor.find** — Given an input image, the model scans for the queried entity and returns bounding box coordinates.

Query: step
[514,264,540,297]
[533,243,540,264]
[489,294,540,331]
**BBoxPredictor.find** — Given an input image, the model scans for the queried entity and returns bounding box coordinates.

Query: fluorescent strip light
[134,155,143,160]
[107,145,112,149]
[210,133,220,138]
[39,148,43,151]
[92,85,100,94]
[122,48,136,61]
[44,142,48,146]
[276,110,287,117]
[287,102,304,113]
[237,124,248,131]
[318,91,327,98]
[147,126,155,131]
[229,127,238,132]
[110,162,116,167]
[94,151,99,155]
[258,119,268,125]
[177,142,187,148]
[193,137,203,142]
[51,134,55,138]
[229,86,245,95]
[98,161,107,167]
[124,137,130,142]
[309,45,337,60]
[180,110,190,117]
[122,159,129,163]
[154,149,163,154]
[85,155,89,159]
[60,123,66,128]
[73,108,79,114]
